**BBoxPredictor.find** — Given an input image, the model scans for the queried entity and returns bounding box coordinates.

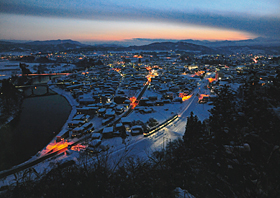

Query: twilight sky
[0,0,279,42]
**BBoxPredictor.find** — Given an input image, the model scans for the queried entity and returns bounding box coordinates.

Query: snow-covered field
[0,60,76,80]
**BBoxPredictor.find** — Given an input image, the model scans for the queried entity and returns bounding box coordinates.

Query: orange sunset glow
[77,24,253,42]
[1,14,255,42]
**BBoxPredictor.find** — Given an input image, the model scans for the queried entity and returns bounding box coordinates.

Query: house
[173,97,183,103]
[139,97,149,106]
[102,126,114,138]
[121,117,133,126]
[76,106,99,115]
[148,95,158,101]
[68,120,85,128]
[91,133,101,139]
[104,109,116,118]
[164,92,174,100]
[82,122,94,133]
[72,126,84,138]
[131,125,143,135]
[98,108,106,117]
[102,117,114,125]
[88,139,102,148]
[155,100,164,106]
[73,114,90,122]
[79,97,95,105]
[115,106,124,114]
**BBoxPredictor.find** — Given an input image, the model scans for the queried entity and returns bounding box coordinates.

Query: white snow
[0,66,215,191]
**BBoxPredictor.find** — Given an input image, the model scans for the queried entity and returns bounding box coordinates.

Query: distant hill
[0,41,15,45]
[25,39,84,46]
[180,37,280,47]
[0,39,89,53]
[0,38,280,54]
[125,41,215,53]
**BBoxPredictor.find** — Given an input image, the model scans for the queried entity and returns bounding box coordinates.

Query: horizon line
[2,36,271,44]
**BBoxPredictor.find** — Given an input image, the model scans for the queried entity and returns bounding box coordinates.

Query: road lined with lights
[0,144,69,179]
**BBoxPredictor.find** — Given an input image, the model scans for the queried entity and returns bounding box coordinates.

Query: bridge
[18,73,71,77]
[15,79,68,98]
[17,73,71,84]
[16,83,64,98]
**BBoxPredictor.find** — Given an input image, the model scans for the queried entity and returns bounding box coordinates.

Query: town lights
[207,77,216,83]
[129,96,139,109]
[179,93,192,101]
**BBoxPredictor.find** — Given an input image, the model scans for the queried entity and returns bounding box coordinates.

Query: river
[0,76,71,171]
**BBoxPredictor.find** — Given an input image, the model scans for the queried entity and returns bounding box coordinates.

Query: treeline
[1,71,280,198]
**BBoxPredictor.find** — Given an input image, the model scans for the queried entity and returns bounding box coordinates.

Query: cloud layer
[1,0,279,39]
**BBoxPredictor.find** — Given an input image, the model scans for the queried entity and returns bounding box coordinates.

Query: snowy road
[106,92,201,163]
[106,80,211,163]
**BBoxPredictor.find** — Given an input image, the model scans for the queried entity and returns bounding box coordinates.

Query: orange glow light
[147,76,152,83]
[112,68,121,72]
[71,144,87,151]
[191,70,205,77]
[133,55,143,58]
[207,77,216,83]
[43,140,73,155]
[179,93,192,101]
[146,66,152,71]
[207,72,219,83]
[129,96,139,109]
[198,94,210,101]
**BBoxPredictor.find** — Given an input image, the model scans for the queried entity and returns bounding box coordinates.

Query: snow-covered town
[1,0,280,195]
[0,45,280,197]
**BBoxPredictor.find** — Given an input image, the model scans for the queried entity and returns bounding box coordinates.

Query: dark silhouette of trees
[0,79,20,113]
[19,63,32,76]
[183,111,205,148]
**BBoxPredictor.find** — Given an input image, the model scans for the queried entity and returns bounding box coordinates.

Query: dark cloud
[1,1,279,38]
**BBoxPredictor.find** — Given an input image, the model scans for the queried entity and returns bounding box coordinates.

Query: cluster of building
[1,50,279,152]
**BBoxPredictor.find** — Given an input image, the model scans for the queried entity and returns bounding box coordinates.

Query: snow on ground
[192,102,213,121]
[24,63,76,73]
[128,102,183,124]
[0,73,216,189]
[0,151,80,188]
[0,60,76,81]
[89,80,214,164]
[0,60,21,80]
[100,94,213,167]
[142,88,162,99]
